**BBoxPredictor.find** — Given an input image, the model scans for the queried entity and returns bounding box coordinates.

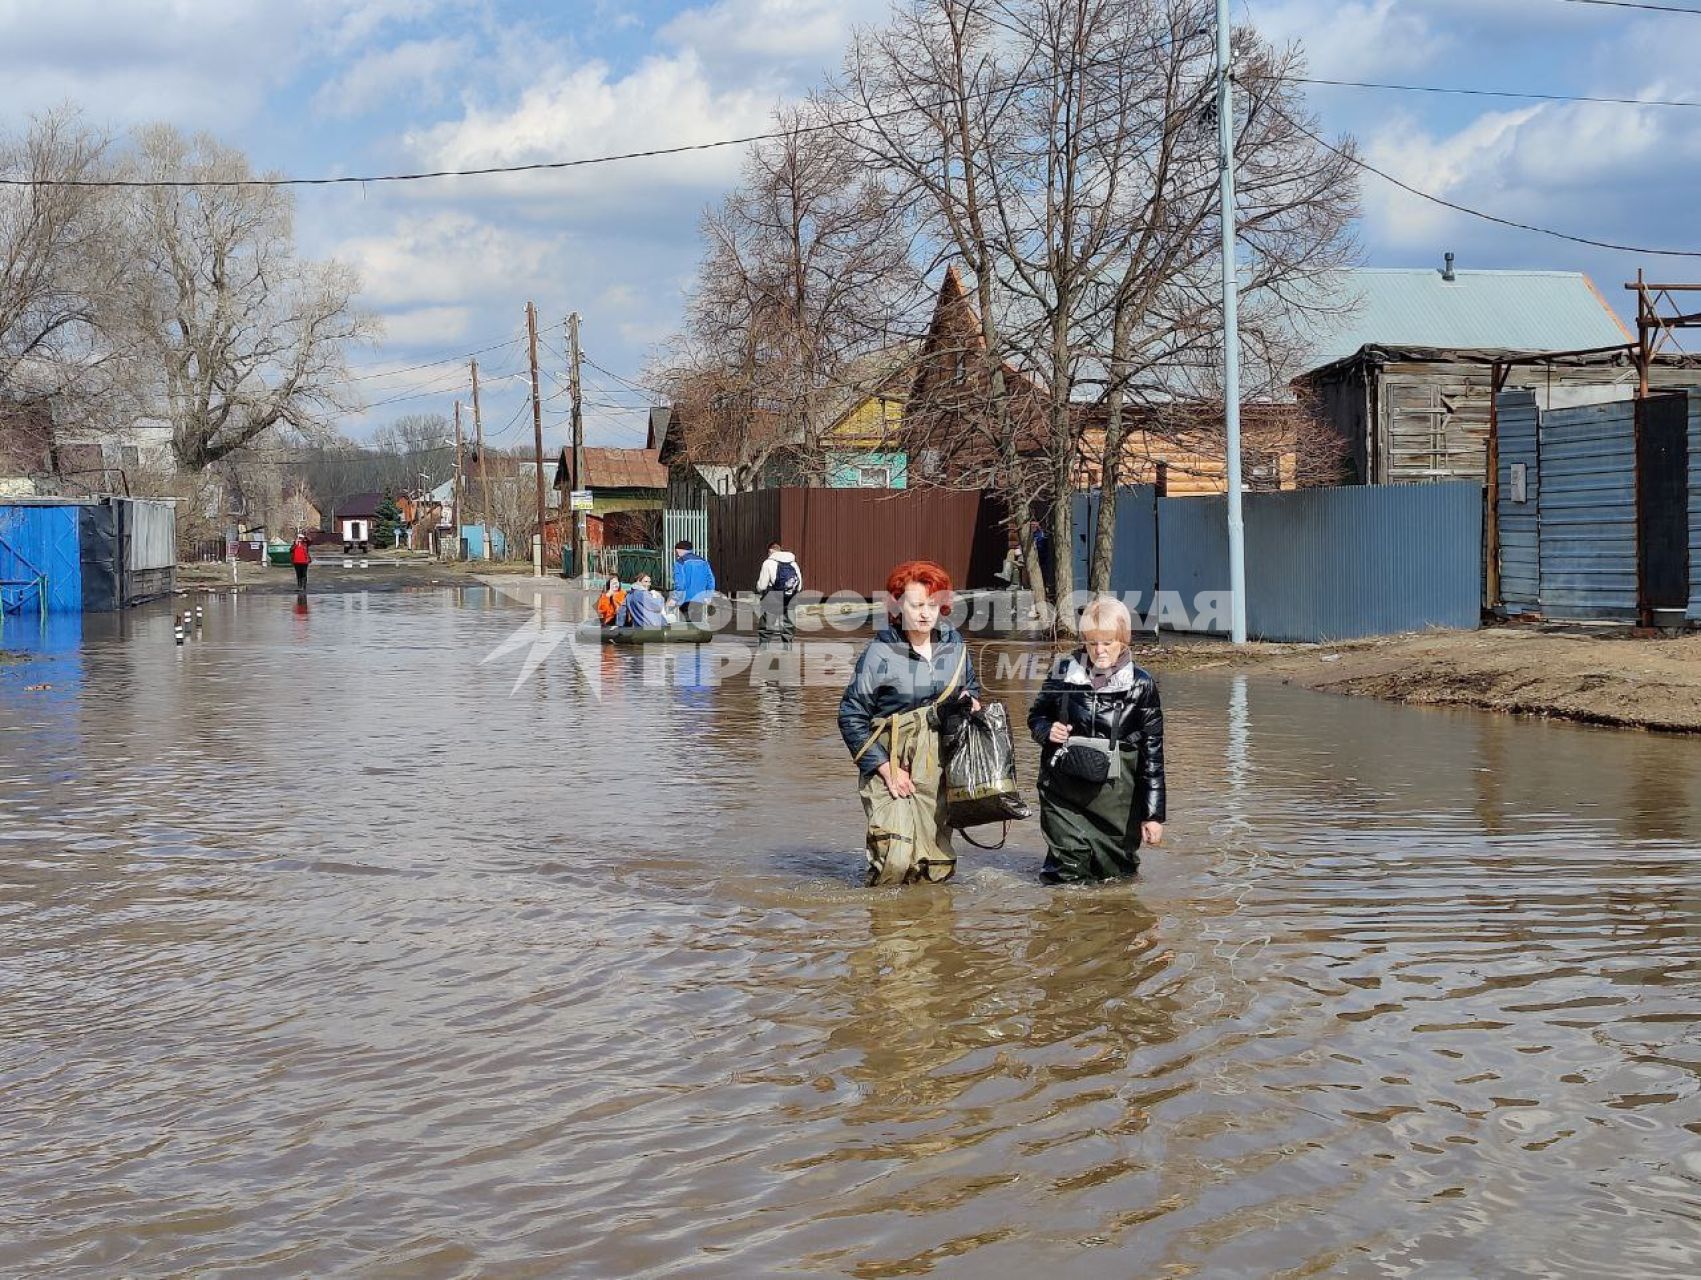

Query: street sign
[570,489,593,511]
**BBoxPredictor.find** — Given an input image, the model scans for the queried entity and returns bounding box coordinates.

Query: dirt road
[1148,625,1701,734]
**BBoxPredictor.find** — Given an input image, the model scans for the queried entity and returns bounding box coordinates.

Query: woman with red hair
[838,560,982,885]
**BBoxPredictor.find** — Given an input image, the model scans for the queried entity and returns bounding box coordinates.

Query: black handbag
[1045,697,1125,786]
[1047,736,1115,784]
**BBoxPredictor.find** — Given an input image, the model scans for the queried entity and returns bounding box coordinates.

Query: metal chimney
[1443,251,1456,282]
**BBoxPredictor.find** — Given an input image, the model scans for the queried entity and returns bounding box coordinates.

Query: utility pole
[569,311,586,581]
[526,301,548,577]
[1216,0,1247,645]
[471,357,494,561]
[452,399,465,561]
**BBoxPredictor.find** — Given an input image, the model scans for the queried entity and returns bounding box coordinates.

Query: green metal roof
[1297,268,1632,372]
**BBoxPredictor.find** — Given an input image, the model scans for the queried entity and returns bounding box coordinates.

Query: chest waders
[852,648,966,886]
[1039,694,1143,884]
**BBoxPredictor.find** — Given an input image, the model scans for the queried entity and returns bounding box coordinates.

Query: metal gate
[660,509,708,589]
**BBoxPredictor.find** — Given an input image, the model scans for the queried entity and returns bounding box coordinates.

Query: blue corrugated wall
[1081,482,1483,642]
[1496,390,1541,614]
[1688,395,1701,624]
[1073,487,1159,612]
[1246,483,1482,641]
[0,504,84,613]
[1535,400,1637,620]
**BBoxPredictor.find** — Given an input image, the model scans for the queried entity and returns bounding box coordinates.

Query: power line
[582,354,661,398]
[1272,100,1701,257]
[1295,77,1701,111]
[0,108,920,191]
[1552,0,1701,14]
[0,31,1176,191]
[333,335,524,387]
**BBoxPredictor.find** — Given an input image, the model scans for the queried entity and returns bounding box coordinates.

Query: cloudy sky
[2,0,1693,455]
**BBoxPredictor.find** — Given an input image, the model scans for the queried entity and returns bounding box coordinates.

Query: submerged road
[2,587,1698,1277]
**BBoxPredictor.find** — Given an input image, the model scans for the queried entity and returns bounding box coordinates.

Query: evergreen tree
[373,494,402,549]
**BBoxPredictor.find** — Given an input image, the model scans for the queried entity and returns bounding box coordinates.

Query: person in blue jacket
[669,540,717,623]
[614,572,669,628]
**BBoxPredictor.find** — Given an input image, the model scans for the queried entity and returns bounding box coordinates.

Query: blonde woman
[1026,595,1165,883]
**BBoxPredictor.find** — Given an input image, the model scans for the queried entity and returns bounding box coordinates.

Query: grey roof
[1294,268,1632,373]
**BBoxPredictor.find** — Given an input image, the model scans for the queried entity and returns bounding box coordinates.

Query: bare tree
[0,111,125,421]
[117,125,374,472]
[371,412,454,493]
[840,0,1054,602]
[840,1,1358,609]
[661,106,919,490]
[1081,2,1358,591]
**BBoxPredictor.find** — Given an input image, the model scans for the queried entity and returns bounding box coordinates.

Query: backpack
[773,559,800,596]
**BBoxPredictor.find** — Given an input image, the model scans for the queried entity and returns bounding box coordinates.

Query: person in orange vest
[291,533,312,592]
[594,574,627,626]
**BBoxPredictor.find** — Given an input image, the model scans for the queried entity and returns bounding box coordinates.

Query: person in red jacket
[291,533,312,592]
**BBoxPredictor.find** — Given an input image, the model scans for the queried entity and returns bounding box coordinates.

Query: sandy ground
[1139,625,1701,734]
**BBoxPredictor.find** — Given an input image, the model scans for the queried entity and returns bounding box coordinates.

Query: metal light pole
[1216,0,1247,644]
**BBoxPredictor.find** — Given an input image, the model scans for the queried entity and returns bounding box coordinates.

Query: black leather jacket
[1027,652,1166,821]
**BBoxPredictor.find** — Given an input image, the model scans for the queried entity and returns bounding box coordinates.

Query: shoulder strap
[853,643,968,766]
[934,644,968,708]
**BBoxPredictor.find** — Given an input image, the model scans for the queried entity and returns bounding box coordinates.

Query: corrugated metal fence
[123,500,177,572]
[1535,400,1638,619]
[711,488,1007,597]
[1077,482,1484,642]
[1496,391,1541,613]
[1,497,176,614]
[1494,391,1701,623]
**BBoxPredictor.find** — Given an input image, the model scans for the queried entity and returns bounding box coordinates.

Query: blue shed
[0,497,177,615]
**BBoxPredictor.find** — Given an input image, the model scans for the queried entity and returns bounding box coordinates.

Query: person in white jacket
[755,542,802,642]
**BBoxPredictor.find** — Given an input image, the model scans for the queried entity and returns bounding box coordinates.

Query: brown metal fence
[710,487,1008,597]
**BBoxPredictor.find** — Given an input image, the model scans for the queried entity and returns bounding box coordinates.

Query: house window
[859,466,892,488]
[951,352,967,386]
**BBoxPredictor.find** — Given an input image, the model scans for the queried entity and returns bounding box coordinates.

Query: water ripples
[2,596,1698,1276]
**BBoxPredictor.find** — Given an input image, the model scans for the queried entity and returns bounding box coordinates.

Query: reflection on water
[2,591,1698,1277]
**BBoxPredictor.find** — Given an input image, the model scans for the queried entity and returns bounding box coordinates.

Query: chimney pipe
[1443,251,1456,282]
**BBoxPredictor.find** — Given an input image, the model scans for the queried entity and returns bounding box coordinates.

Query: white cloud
[325,0,458,54]
[0,0,311,125]
[334,211,556,309]
[660,0,890,82]
[313,36,470,118]
[1251,0,1448,79]
[1358,107,1540,248]
[402,50,774,207]
[380,305,473,346]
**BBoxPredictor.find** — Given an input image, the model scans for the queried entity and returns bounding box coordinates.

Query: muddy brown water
[2,589,1698,1278]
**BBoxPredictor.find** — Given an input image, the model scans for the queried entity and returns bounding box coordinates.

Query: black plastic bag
[940,702,1033,829]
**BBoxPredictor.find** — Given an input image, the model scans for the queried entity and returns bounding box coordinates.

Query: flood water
[2,588,1698,1278]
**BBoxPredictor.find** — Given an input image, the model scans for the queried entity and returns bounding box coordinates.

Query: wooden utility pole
[569,311,586,580]
[452,399,465,560]
[471,357,494,561]
[526,301,548,574]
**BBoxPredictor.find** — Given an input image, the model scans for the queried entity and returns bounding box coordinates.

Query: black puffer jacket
[1026,653,1166,822]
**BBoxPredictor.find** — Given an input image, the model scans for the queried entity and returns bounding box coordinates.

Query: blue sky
[3,0,1695,453]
